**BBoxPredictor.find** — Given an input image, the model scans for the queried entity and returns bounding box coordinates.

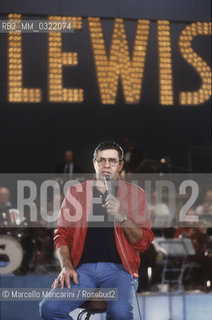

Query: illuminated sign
[6,14,212,105]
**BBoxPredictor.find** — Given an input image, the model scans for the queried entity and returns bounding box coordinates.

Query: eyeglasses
[95,157,120,166]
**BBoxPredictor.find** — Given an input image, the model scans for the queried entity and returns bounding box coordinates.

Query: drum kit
[0,234,23,274]
[0,208,54,274]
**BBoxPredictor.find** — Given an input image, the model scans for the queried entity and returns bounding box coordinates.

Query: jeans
[39,262,138,320]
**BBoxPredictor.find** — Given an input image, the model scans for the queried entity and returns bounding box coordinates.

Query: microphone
[104,175,112,195]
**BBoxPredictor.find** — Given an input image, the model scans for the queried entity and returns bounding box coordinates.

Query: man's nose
[103,159,111,167]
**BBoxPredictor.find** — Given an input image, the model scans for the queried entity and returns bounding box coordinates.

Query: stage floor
[0,275,212,320]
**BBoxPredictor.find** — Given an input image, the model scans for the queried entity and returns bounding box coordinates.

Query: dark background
[0,0,211,173]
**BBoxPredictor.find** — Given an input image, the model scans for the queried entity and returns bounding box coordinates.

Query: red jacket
[54,179,154,277]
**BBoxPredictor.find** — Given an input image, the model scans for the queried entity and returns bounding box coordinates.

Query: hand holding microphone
[103,175,128,224]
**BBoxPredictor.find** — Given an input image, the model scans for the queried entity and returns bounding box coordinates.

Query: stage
[1,275,211,320]
[0,1,211,320]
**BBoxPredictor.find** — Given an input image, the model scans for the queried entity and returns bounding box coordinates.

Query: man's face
[0,188,10,205]
[64,150,73,163]
[205,191,212,203]
[93,149,123,180]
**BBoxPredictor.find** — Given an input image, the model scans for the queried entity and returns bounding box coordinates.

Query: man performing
[40,141,154,320]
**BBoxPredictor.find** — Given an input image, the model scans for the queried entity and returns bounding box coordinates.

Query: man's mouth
[102,171,111,175]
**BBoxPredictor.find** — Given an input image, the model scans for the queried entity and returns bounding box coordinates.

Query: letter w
[88,18,150,104]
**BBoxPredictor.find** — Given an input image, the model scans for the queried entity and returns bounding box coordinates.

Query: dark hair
[93,141,124,161]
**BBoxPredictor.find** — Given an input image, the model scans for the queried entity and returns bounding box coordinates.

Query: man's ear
[93,159,97,171]
[119,161,124,172]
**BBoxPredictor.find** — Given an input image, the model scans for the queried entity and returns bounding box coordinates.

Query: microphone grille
[104,175,110,181]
